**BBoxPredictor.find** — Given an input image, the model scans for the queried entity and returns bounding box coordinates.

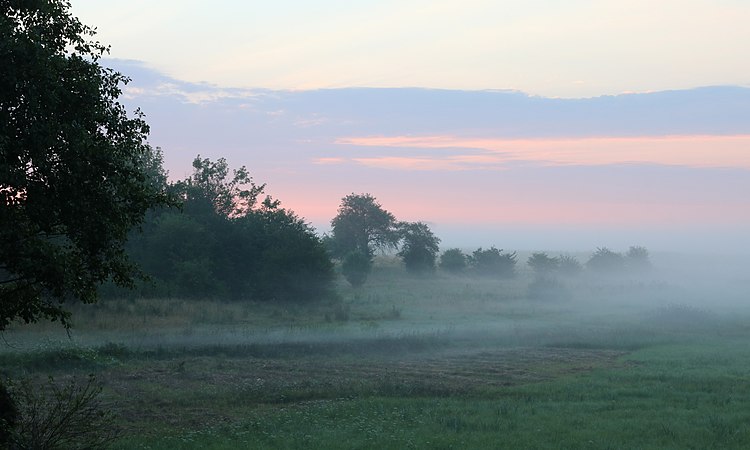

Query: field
[2,255,750,449]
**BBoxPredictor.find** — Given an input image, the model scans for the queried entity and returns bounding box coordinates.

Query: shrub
[0,380,17,448]
[341,251,372,287]
[6,374,118,449]
[527,252,560,276]
[626,245,652,272]
[470,247,517,278]
[397,222,440,274]
[439,248,467,273]
[558,254,583,276]
[586,247,625,273]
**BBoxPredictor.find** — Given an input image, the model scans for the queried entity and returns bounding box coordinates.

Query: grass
[3,256,750,448]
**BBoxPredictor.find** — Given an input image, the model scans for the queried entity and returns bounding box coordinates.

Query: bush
[398,222,440,274]
[341,251,372,287]
[439,248,467,273]
[586,247,625,273]
[557,254,583,276]
[626,245,652,272]
[527,252,559,276]
[5,374,118,449]
[0,380,17,448]
[470,247,517,278]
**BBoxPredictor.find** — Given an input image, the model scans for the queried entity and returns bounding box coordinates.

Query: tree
[341,251,372,287]
[397,221,440,273]
[470,247,517,278]
[557,254,583,276]
[330,193,399,259]
[585,247,625,273]
[0,1,171,329]
[127,156,334,302]
[527,252,560,276]
[439,248,467,273]
[625,245,651,272]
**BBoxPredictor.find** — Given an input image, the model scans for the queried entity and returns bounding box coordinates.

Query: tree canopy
[0,0,171,329]
[329,193,399,259]
[398,221,440,273]
[124,156,334,302]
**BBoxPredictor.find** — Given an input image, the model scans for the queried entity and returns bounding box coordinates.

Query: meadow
[2,253,750,449]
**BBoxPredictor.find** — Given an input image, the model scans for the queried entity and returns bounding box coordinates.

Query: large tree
[329,193,399,259]
[0,1,171,329]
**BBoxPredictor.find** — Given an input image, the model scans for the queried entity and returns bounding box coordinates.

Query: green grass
[3,256,750,448]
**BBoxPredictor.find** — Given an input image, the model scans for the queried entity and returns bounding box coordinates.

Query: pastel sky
[71,0,750,98]
[65,2,750,252]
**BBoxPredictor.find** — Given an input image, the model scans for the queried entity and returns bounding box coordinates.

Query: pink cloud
[335,134,750,170]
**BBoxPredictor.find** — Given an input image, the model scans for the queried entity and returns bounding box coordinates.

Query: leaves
[0,1,172,328]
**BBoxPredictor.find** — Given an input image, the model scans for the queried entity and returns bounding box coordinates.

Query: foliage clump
[586,247,625,273]
[398,222,441,274]
[329,193,399,259]
[126,156,334,302]
[470,247,517,278]
[341,251,372,287]
[439,248,468,274]
[0,0,173,329]
[3,375,117,449]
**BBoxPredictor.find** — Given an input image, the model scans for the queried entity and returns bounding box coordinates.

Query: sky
[69,1,750,252]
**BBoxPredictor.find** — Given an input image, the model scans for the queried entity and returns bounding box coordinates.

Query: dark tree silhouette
[439,248,467,274]
[398,222,441,273]
[330,193,399,258]
[0,1,172,329]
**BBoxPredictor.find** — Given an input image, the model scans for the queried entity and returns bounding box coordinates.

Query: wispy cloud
[336,134,750,170]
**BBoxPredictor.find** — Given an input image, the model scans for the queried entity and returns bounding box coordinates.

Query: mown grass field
[2,255,750,449]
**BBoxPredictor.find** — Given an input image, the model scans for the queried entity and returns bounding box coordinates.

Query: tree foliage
[341,251,372,287]
[126,156,333,301]
[397,221,440,274]
[625,245,651,272]
[329,193,399,258]
[470,247,517,278]
[527,252,560,276]
[0,1,171,329]
[439,248,467,274]
[586,247,625,273]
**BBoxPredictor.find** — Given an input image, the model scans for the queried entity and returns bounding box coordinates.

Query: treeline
[112,154,652,301]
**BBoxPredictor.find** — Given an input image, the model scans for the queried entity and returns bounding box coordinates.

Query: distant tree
[177,155,265,219]
[557,254,583,276]
[439,248,467,274]
[397,222,441,273]
[330,194,399,259]
[0,1,172,329]
[341,251,372,287]
[527,252,560,276]
[625,245,652,272]
[586,247,625,273]
[470,247,517,278]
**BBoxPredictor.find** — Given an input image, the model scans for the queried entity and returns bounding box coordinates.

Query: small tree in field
[330,193,399,259]
[398,222,440,274]
[586,247,625,273]
[440,248,467,273]
[625,245,652,272]
[558,254,583,276]
[527,252,560,277]
[341,251,372,287]
[470,247,517,278]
